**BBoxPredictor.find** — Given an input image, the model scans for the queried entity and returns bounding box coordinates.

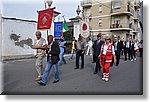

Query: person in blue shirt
[58,37,67,65]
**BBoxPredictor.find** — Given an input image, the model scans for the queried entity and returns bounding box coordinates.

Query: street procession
[0,0,143,95]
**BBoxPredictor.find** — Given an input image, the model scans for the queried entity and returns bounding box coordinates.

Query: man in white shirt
[113,37,122,66]
[86,38,93,56]
[124,38,132,61]
[32,31,46,81]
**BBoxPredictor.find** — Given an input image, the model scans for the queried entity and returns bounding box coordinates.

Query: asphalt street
[2,55,143,95]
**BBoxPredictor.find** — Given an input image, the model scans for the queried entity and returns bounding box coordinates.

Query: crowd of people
[32,31,143,86]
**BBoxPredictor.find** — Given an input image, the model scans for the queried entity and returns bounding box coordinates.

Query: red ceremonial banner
[37,8,54,30]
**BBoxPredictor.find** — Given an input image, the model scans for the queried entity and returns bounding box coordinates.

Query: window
[114,17,120,24]
[114,17,120,28]
[85,8,91,17]
[87,0,91,3]
[114,1,121,9]
[99,18,102,27]
[99,5,102,13]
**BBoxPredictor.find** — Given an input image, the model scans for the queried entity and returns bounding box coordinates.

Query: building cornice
[89,15,110,19]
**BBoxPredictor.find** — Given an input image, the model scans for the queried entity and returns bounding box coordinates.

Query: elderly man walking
[32,31,46,81]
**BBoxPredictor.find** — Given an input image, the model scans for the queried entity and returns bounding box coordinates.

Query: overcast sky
[1,0,143,22]
[1,0,82,21]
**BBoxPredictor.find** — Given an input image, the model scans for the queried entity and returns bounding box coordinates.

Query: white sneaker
[134,58,136,61]
[131,59,133,62]
[102,77,105,81]
[105,78,109,82]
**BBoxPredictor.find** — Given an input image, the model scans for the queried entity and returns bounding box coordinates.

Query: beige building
[81,0,141,40]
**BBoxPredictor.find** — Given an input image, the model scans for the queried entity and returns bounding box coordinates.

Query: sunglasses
[106,39,110,40]
[36,35,41,37]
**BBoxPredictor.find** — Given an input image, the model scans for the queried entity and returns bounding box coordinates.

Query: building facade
[81,0,141,40]
[1,17,37,60]
[70,16,82,40]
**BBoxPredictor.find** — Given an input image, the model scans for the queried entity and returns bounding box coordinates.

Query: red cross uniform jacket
[99,43,115,62]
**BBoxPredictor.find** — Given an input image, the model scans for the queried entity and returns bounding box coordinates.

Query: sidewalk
[2,54,74,63]
[2,54,35,62]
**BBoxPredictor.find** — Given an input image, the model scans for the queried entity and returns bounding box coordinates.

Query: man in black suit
[113,37,122,66]
[37,35,60,86]
[93,33,104,74]
[124,38,132,61]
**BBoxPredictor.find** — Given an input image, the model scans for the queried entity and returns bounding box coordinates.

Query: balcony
[131,25,139,33]
[110,23,132,31]
[131,28,139,33]
[81,0,92,7]
[111,6,134,16]
[134,1,140,8]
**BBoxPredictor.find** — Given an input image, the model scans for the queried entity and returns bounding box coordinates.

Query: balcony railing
[134,1,140,7]
[111,6,134,15]
[111,23,131,29]
[134,13,140,19]
[132,28,139,32]
[131,25,139,32]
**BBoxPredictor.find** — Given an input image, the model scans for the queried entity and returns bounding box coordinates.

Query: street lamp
[76,5,81,16]
[44,0,53,43]
[44,0,53,9]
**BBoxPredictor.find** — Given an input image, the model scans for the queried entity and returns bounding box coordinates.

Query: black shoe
[93,72,98,74]
[74,67,79,69]
[53,80,59,83]
[92,61,95,63]
[37,81,46,86]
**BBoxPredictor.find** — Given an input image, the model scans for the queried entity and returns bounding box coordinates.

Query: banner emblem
[37,8,54,30]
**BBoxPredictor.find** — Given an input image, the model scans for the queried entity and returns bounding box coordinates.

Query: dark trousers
[132,50,136,59]
[115,51,120,66]
[139,48,143,57]
[76,50,84,68]
[93,54,96,63]
[124,48,132,60]
[121,50,124,56]
[94,56,101,73]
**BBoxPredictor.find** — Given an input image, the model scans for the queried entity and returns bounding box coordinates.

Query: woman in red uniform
[99,35,116,82]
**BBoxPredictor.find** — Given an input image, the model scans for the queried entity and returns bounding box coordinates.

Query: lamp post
[76,5,81,16]
[44,0,53,61]
[44,0,53,9]
[44,0,53,38]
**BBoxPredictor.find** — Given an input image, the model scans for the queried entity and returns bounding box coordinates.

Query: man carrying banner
[37,35,60,86]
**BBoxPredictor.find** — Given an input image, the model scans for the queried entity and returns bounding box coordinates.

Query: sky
[0,0,143,22]
[1,0,82,22]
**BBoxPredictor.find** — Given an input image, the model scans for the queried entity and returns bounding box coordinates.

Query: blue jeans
[41,57,59,84]
[59,53,66,65]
